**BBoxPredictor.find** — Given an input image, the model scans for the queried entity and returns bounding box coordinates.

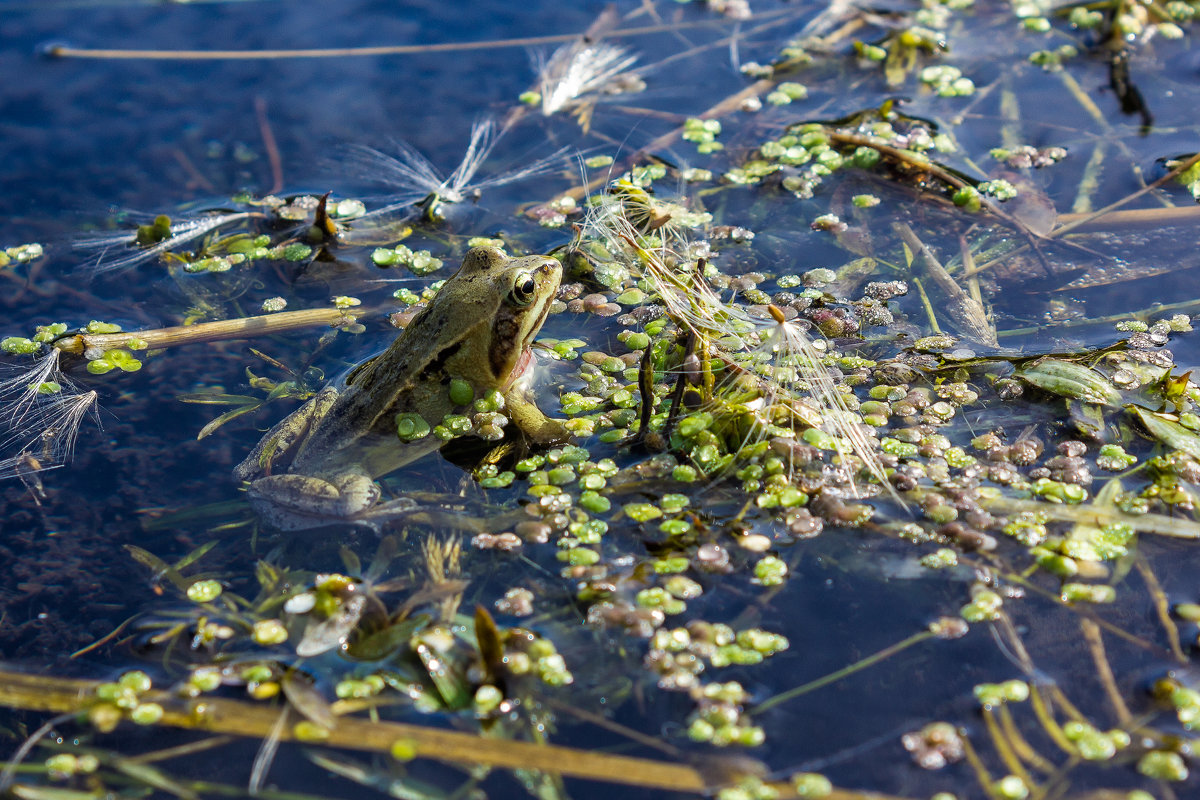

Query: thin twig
[1055,203,1200,232]
[44,10,796,61]
[750,629,935,714]
[69,612,141,658]
[52,308,356,356]
[832,131,1057,267]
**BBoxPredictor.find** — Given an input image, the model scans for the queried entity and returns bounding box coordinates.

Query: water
[3,1,1200,798]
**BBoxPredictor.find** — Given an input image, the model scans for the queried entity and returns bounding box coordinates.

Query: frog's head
[457,246,561,388]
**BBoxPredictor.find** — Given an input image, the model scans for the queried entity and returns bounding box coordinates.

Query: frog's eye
[508,272,537,307]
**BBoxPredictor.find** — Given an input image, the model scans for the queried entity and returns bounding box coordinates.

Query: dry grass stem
[53,308,356,356]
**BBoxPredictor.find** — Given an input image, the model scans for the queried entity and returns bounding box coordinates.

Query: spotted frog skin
[233,246,568,528]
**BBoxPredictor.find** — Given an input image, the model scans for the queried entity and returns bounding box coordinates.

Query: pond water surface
[3,2,1200,800]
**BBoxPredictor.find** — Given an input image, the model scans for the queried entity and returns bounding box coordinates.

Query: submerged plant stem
[955,732,999,800]
[910,277,941,334]
[1133,556,1187,664]
[996,704,1057,775]
[1078,618,1132,727]
[893,221,996,346]
[0,712,76,794]
[1028,685,1079,757]
[750,629,935,714]
[981,707,1036,789]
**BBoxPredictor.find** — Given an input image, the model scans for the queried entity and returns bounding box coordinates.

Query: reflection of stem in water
[894,221,996,347]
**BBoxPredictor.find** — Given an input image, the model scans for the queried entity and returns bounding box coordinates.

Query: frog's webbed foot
[520,416,572,447]
[245,472,382,530]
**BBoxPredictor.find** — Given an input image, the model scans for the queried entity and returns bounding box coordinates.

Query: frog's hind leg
[232,387,340,482]
[246,471,381,528]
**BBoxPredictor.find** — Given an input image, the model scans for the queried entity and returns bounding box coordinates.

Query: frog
[233,246,569,529]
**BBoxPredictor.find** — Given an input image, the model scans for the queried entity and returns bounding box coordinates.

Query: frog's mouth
[503,345,535,391]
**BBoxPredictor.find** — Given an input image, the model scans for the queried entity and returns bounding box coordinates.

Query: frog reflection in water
[234,246,569,528]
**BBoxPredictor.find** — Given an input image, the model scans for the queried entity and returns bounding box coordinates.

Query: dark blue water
[3,2,1200,799]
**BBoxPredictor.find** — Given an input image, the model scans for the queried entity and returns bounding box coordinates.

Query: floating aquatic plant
[10,4,1200,798]
[573,176,897,499]
[75,211,260,274]
[0,242,44,267]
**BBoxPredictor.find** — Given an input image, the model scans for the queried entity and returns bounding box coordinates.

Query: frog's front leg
[503,387,571,446]
[233,386,340,482]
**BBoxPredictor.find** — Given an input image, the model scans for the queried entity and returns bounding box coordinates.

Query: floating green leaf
[1017,360,1123,406]
[1129,406,1200,460]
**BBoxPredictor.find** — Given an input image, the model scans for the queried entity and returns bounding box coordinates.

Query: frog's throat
[503,346,535,392]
